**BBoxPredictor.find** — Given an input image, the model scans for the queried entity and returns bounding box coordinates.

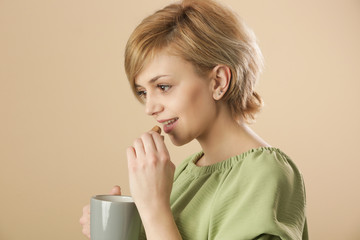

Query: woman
[80,0,308,239]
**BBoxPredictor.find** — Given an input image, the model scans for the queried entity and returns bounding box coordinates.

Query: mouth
[163,118,178,125]
[160,117,179,133]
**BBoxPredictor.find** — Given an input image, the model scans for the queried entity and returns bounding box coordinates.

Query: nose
[145,93,163,116]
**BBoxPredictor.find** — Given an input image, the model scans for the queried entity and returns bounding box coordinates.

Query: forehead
[134,51,191,86]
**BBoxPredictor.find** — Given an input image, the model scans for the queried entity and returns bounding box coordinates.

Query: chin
[168,134,192,147]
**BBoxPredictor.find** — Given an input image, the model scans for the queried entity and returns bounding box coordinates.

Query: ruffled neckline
[185,147,283,176]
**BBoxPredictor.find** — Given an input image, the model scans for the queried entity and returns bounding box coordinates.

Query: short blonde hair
[124,0,264,122]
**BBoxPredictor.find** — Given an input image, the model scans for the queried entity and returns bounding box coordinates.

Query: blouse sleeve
[210,150,308,240]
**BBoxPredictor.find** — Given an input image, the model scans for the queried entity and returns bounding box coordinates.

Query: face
[134,50,217,146]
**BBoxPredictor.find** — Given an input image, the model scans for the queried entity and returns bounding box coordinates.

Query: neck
[195,108,270,166]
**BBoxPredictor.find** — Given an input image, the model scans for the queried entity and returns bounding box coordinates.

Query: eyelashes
[158,84,171,92]
[136,89,146,96]
[136,84,172,100]
[136,90,147,99]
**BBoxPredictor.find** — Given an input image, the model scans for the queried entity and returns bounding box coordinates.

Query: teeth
[164,118,178,125]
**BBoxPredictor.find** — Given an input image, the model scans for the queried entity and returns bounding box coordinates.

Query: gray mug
[90,195,142,240]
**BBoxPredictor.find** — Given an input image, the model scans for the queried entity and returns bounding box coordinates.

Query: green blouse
[169,147,308,240]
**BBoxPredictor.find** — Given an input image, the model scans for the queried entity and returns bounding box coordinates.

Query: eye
[158,84,171,92]
[136,90,147,100]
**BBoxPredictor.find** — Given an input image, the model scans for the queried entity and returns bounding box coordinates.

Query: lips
[159,117,179,133]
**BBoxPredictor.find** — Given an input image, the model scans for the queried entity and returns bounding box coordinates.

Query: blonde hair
[124,0,264,122]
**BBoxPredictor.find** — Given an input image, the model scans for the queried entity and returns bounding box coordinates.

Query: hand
[127,130,175,213]
[79,186,121,239]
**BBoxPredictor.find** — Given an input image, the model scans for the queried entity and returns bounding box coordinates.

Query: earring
[219,90,223,95]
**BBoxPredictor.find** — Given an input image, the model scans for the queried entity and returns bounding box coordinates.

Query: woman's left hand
[126,130,175,214]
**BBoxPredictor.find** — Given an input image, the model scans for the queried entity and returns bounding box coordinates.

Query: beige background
[0,0,359,239]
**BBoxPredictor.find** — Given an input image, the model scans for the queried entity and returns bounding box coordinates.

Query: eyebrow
[135,75,169,88]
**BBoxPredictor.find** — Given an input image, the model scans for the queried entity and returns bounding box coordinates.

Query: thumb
[110,185,121,195]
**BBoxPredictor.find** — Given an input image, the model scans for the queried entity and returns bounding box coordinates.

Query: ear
[210,65,231,100]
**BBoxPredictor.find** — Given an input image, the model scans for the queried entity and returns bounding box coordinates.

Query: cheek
[167,87,215,146]
[183,84,216,121]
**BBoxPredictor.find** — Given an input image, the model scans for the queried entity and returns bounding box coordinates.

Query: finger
[127,146,138,172]
[149,126,164,141]
[110,185,121,195]
[141,132,157,153]
[151,131,169,156]
[133,138,145,158]
[79,216,86,224]
[82,226,90,239]
[82,204,90,214]
[127,146,136,161]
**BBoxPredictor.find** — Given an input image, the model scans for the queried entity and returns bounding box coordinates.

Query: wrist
[138,203,181,240]
[137,200,171,223]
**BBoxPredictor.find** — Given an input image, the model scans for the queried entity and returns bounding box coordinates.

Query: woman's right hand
[79,186,122,239]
